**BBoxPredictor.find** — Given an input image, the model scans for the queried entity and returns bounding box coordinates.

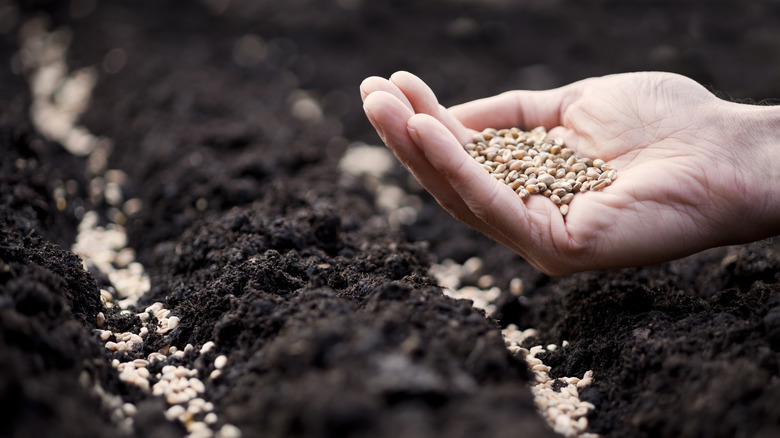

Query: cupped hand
[360,71,776,274]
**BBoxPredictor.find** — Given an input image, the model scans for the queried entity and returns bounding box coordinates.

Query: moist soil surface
[2,1,780,437]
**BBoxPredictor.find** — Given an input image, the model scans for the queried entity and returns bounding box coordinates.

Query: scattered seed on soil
[464,127,617,210]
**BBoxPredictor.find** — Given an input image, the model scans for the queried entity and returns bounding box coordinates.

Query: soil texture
[2,1,780,437]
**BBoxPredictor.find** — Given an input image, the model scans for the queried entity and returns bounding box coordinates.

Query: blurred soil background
[1,0,779,437]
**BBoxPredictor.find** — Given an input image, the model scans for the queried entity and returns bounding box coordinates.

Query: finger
[389,71,474,144]
[407,113,564,257]
[363,91,494,233]
[449,85,578,132]
[359,76,413,110]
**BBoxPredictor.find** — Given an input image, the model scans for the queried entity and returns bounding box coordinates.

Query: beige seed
[518,189,530,200]
[552,188,567,198]
[509,160,524,171]
[501,150,513,162]
[560,193,574,205]
[559,204,569,216]
[538,174,555,187]
[96,312,105,328]
[591,178,611,191]
[550,194,562,205]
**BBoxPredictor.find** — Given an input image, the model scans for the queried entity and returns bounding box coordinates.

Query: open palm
[360,71,770,274]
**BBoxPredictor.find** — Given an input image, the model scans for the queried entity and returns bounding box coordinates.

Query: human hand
[360,71,780,275]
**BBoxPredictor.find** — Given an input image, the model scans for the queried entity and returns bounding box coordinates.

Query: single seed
[560,193,574,204]
[518,189,530,200]
[560,204,569,216]
[538,174,555,187]
[550,194,562,205]
[591,179,611,191]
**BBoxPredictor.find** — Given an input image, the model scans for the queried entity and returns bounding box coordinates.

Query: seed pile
[464,126,617,215]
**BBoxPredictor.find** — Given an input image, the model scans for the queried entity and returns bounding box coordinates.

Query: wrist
[723,101,780,241]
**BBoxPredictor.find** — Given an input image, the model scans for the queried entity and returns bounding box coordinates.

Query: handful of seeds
[464,126,617,216]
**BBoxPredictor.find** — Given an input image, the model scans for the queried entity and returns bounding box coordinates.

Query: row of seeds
[464,126,616,215]
[430,258,598,437]
[503,326,597,438]
[18,20,239,438]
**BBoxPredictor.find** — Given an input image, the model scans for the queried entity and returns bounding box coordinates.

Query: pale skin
[360,71,780,275]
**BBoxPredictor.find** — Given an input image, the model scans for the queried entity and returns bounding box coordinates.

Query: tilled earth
[2,1,780,437]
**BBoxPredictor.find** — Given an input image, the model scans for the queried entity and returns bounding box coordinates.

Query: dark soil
[2,0,779,437]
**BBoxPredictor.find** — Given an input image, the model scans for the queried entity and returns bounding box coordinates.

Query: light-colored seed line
[464,126,617,216]
[503,325,598,438]
[16,19,240,438]
[430,257,501,316]
[339,143,422,229]
[431,258,598,437]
